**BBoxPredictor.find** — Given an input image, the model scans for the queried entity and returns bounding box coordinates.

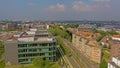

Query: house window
[79,38,82,41]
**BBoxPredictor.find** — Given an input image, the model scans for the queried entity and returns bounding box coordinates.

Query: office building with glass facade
[4,29,57,65]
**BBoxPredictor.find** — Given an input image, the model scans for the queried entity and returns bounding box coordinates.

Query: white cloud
[45,4,66,12]
[28,3,36,6]
[72,1,111,11]
[93,0,111,2]
[73,1,93,11]
[94,4,111,9]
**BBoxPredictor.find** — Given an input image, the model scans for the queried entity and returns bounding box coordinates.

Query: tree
[108,45,111,49]
[49,25,72,41]
[107,30,119,35]
[103,44,107,48]
[0,41,4,58]
[0,41,4,48]
[100,59,107,68]
[64,24,79,28]
[32,57,50,68]
[0,60,5,68]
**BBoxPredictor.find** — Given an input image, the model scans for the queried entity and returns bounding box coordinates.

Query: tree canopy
[32,57,50,68]
[49,25,72,41]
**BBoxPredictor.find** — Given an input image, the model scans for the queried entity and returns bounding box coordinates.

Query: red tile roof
[113,35,120,38]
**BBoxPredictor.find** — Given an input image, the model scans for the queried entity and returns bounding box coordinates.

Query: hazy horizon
[0,0,120,21]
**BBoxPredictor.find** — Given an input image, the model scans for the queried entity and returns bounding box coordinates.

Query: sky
[0,0,120,21]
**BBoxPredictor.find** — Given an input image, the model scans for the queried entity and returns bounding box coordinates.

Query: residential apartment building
[72,29,101,63]
[0,24,5,30]
[78,24,97,30]
[110,41,120,57]
[108,34,120,68]
[4,28,57,65]
[108,57,120,68]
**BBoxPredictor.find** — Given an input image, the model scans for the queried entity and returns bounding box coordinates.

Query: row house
[72,29,101,63]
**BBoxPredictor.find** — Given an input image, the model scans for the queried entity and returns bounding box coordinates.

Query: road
[62,39,99,68]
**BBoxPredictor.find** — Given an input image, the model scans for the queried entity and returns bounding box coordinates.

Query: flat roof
[109,62,120,68]
[5,29,56,43]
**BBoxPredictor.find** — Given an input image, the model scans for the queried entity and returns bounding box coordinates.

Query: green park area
[0,41,4,58]
[49,25,72,55]
[0,41,5,68]
[6,57,60,68]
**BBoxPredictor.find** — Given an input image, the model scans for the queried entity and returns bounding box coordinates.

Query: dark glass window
[18,49,27,53]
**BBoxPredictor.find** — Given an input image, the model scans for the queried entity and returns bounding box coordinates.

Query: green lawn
[6,64,36,68]
[0,60,5,68]
[49,62,61,68]
[6,62,60,68]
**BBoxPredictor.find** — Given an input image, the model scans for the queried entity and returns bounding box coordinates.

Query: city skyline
[0,0,120,21]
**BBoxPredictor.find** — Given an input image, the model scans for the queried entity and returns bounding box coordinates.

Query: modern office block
[4,29,57,65]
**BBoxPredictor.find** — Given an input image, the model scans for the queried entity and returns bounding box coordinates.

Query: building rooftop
[80,31,93,36]
[78,24,96,29]
[87,41,102,49]
[109,62,120,68]
[74,30,93,36]
[73,29,102,48]
[112,34,120,41]
[6,29,56,43]
[112,34,120,38]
